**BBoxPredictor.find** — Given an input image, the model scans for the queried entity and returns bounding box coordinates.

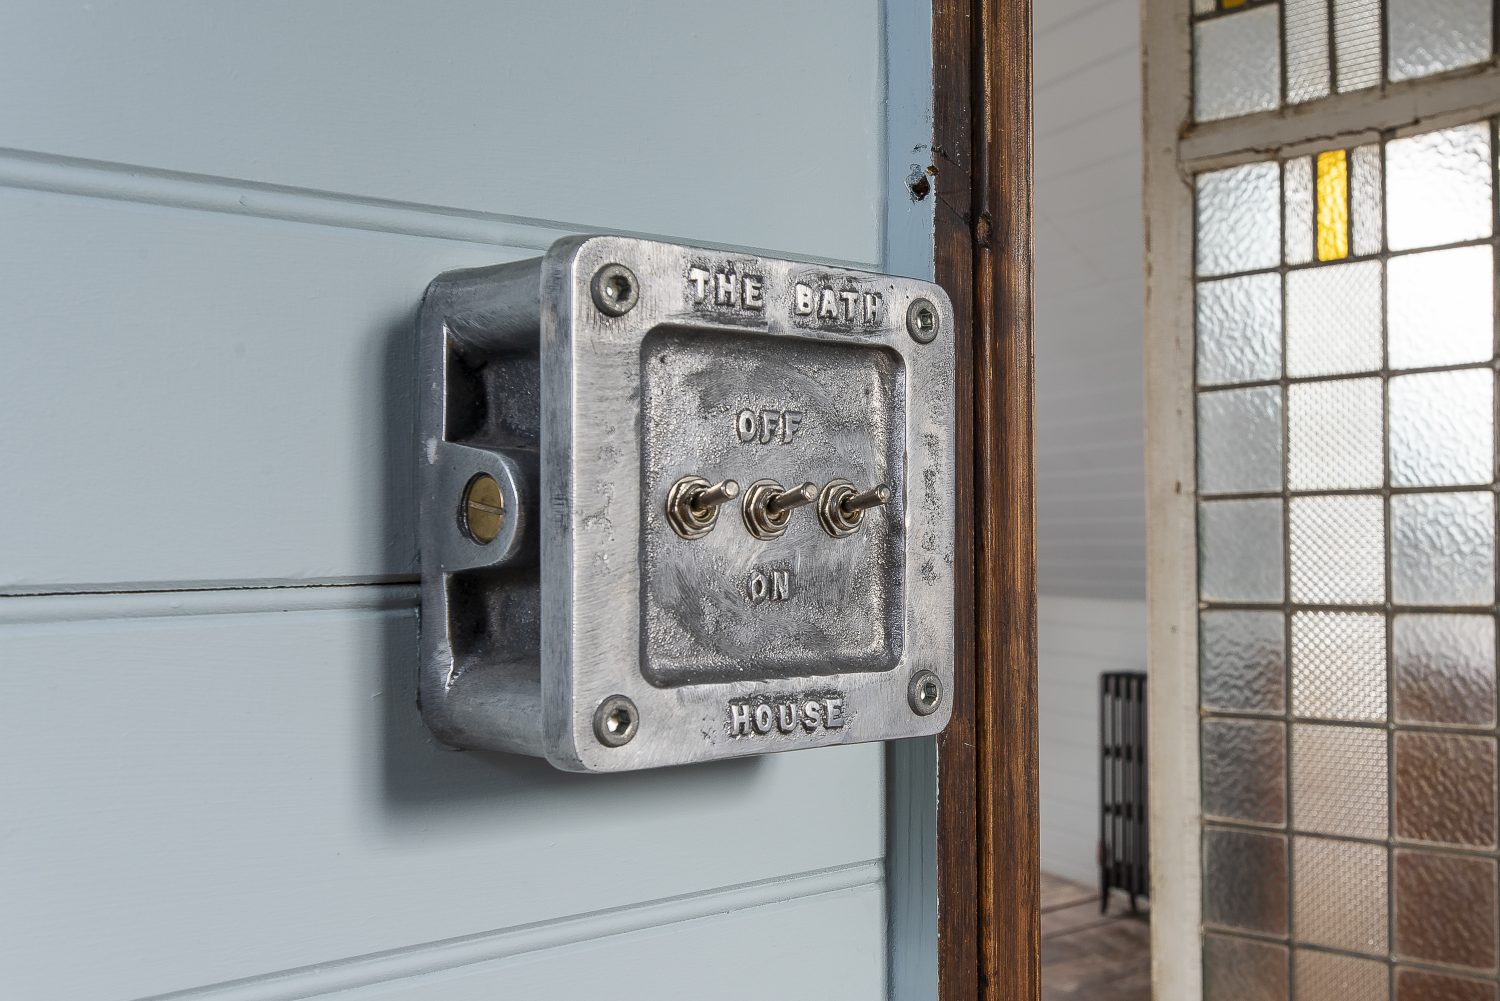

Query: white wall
[0,3,924,998]
[1034,0,1148,886]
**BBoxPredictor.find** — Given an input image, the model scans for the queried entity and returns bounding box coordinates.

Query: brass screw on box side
[461,473,505,545]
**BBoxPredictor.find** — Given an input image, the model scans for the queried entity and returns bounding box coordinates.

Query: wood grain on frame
[932,0,1039,997]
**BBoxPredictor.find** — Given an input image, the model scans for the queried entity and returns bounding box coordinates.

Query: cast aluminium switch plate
[417,235,955,772]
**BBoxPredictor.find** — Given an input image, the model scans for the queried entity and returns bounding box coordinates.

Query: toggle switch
[742,480,817,539]
[666,476,740,539]
[818,480,891,538]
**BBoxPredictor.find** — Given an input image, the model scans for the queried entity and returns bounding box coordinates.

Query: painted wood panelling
[1034,0,1147,601]
[0,595,883,1000]
[1038,594,1147,887]
[0,1,880,266]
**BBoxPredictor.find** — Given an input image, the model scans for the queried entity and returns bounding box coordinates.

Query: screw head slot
[593,695,639,747]
[591,263,640,316]
[906,298,939,343]
[461,472,506,545]
[908,670,943,716]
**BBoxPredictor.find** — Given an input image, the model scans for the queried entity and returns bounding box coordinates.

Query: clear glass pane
[1202,610,1287,714]
[1197,273,1283,385]
[1203,827,1289,935]
[1350,143,1383,256]
[1295,951,1388,1001]
[1194,6,1282,123]
[1289,495,1385,604]
[1202,499,1286,602]
[1285,0,1332,103]
[1197,162,1282,276]
[1392,492,1495,605]
[1386,123,1494,251]
[1389,0,1494,82]
[1202,718,1287,825]
[1389,369,1494,487]
[1388,245,1496,369]
[1286,261,1383,377]
[1393,613,1497,727]
[1396,967,1500,1000]
[1395,732,1498,849]
[1199,387,1283,493]
[1291,611,1387,721]
[1284,157,1315,265]
[1291,723,1388,839]
[1293,836,1389,953]
[1288,378,1383,490]
[1333,0,1383,92]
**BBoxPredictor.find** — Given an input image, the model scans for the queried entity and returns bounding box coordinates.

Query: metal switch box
[417,236,955,771]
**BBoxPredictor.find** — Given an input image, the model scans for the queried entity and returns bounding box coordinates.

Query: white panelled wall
[0,2,930,999]
[1035,0,1149,887]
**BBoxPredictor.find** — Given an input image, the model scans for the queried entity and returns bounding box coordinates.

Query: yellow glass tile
[1317,149,1350,261]
[1222,0,1249,7]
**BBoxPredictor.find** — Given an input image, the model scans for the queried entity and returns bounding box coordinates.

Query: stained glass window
[1195,119,1500,998]
[1192,0,1495,123]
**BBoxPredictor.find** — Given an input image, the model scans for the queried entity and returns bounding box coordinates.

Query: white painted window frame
[1141,2,1500,996]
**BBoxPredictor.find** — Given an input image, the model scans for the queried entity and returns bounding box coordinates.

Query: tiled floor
[1042,872,1152,1001]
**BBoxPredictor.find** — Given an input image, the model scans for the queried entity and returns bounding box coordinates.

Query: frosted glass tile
[1395,850,1499,971]
[1333,0,1383,92]
[1317,149,1351,261]
[1388,246,1495,369]
[1203,827,1289,935]
[1394,614,1497,727]
[1199,387,1283,494]
[1286,262,1383,376]
[1391,492,1495,605]
[1290,495,1385,604]
[1389,0,1494,82]
[1285,0,1332,103]
[1202,718,1286,825]
[1396,968,1500,1001]
[1284,157,1315,265]
[1204,934,1289,1001]
[1396,732,1498,849]
[1202,500,1285,603]
[1293,836,1389,954]
[1387,123,1494,251]
[1194,6,1282,123]
[1389,370,1494,487]
[1292,723,1388,839]
[1194,0,1216,13]
[1201,610,1287,714]
[1197,162,1282,276]
[1351,143,1383,256]
[1292,611,1387,721]
[1288,378,1383,490]
[1295,950,1388,1001]
[1197,274,1283,384]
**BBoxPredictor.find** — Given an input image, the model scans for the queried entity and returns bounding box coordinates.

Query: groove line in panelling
[0,147,879,270]
[132,861,884,1001]
[0,583,418,624]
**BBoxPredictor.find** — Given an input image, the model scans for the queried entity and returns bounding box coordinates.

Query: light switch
[417,236,955,771]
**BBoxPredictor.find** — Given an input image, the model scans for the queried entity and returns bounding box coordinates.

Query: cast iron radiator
[1099,671,1148,913]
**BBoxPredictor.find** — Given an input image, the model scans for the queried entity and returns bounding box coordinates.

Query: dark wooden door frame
[932,1,1038,998]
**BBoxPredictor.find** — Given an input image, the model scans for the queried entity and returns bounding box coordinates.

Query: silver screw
[591,263,640,317]
[906,298,939,343]
[908,670,943,716]
[593,695,639,747]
